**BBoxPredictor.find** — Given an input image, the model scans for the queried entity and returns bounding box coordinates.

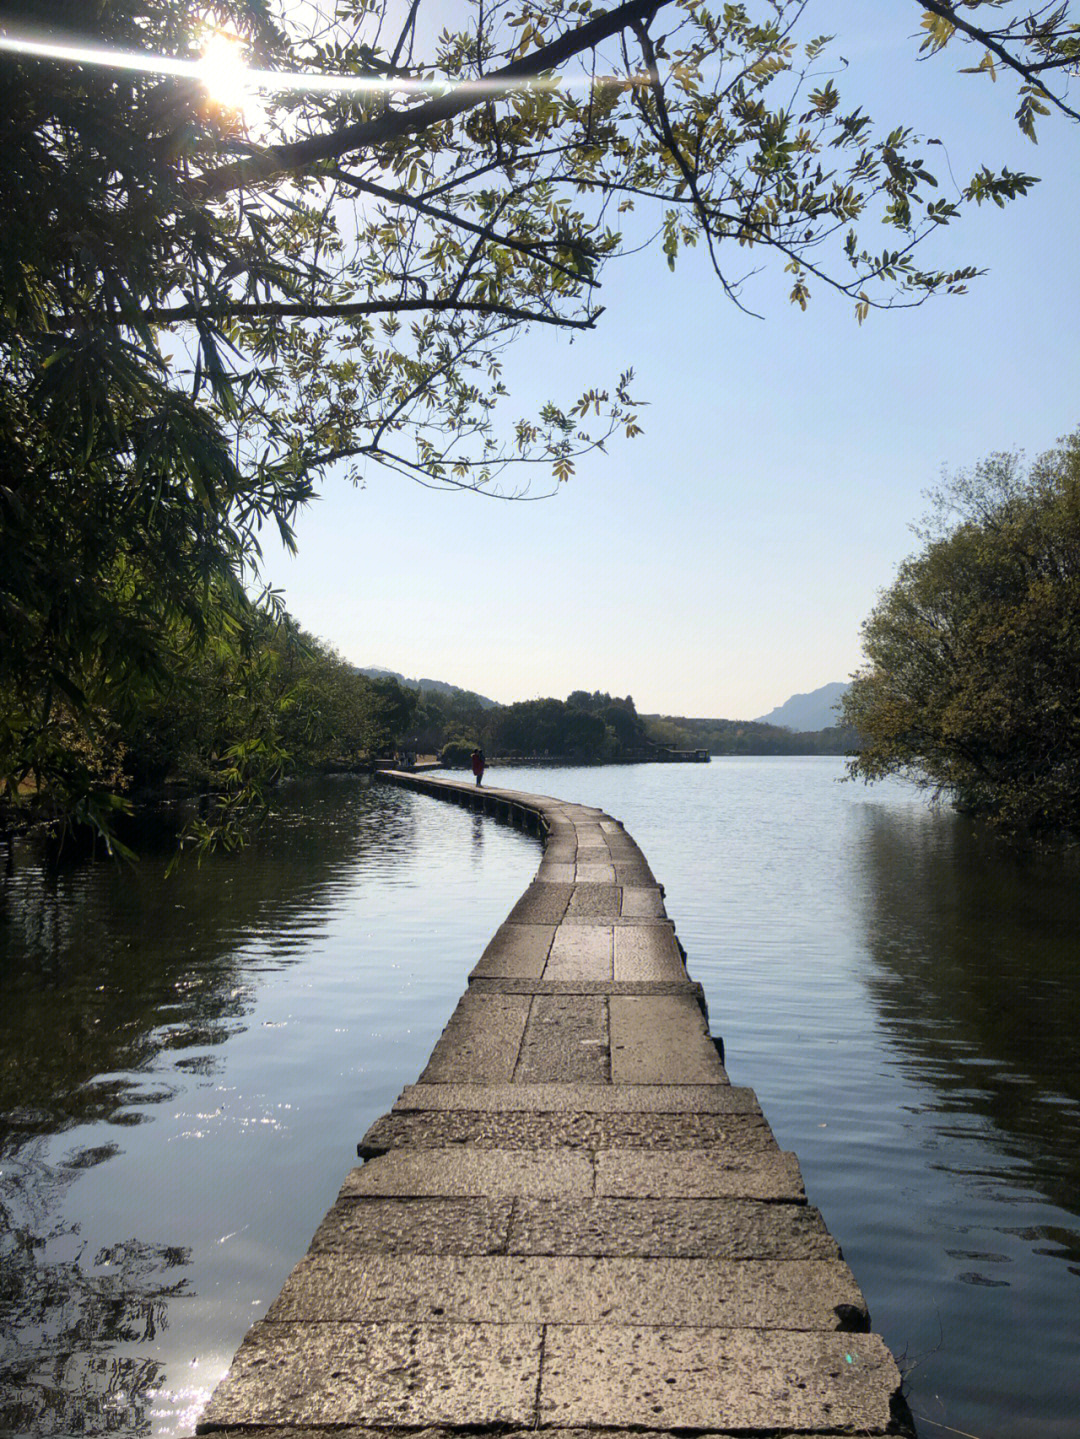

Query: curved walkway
[197,771,911,1438]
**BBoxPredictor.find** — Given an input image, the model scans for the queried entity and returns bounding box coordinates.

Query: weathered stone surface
[199,1320,542,1429]
[309,1197,512,1254]
[538,1327,901,1432]
[392,1083,746,1113]
[470,923,554,979]
[575,861,617,883]
[507,1197,838,1259]
[620,886,667,918]
[565,883,622,919]
[514,995,609,1083]
[536,860,576,883]
[612,860,657,887]
[544,925,613,980]
[419,991,530,1082]
[595,1149,805,1200]
[609,994,723,1083]
[358,1110,778,1156]
[559,914,672,927]
[506,882,573,925]
[196,1429,891,1439]
[340,1149,594,1198]
[613,926,686,981]
[266,1254,868,1330]
[468,978,706,1000]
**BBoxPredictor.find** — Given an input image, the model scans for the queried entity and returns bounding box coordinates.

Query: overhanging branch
[198,0,663,197]
[94,297,602,328]
[920,0,1080,123]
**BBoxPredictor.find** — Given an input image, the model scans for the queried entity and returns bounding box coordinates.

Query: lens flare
[199,29,248,110]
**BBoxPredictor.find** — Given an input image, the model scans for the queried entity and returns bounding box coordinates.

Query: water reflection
[0,778,426,1435]
[855,806,1080,1254]
[1,779,417,1141]
[3,1144,187,1436]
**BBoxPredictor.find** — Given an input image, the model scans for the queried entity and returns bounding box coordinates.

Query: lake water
[1,760,1078,1439]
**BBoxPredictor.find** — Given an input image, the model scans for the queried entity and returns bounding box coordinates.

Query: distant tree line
[412,690,654,766]
[643,714,859,756]
[419,689,857,764]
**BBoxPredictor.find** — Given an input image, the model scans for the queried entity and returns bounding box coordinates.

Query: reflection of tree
[854,804,1080,1255]
[0,777,419,1435]
[0,1143,187,1435]
[0,778,417,1142]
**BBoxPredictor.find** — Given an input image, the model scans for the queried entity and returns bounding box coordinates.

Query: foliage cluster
[431,690,651,763]
[485,691,651,761]
[844,430,1080,837]
[1,596,418,848]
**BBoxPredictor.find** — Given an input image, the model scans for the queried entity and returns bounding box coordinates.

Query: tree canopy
[843,430,1080,838]
[1,0,1076,840]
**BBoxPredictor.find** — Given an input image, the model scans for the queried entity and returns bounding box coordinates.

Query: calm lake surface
[2,759,1078,1439]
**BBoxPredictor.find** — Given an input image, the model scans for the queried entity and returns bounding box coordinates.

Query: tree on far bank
[2,0,1077,840]
[843,429,1080,838]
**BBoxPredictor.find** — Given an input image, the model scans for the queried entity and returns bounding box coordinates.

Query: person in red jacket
[470,748,485,787]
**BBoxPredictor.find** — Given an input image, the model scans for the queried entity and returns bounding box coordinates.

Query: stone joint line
[195,770,914,1439]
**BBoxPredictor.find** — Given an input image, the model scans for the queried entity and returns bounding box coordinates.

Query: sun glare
[199,29,249,110]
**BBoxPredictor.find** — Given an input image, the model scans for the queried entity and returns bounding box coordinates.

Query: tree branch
[94,297,601,327]
[198,0,664,197]
[330,167,600,288]
[920,0,1080,123]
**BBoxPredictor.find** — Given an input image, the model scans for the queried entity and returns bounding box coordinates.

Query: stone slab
[559,915,673,927]
[544,925,613,981]
[575,861,617,883]
[514,995,609,1083]
[565,882,622,919]
[419,991,531,1083]
[609,994,723,1083]
[468,978,706,1000]
[358,1111,779,1156]
[308,1197,513,1254]
[199,1320,542,1429]
[392,1084,746,1113]
[541,845,577,866]
[266,1254,868,1330]
[538,1326,901,1432]
[612,860,657,886]
[595,1149,805,1201]
[505,881,573,925]
[536,860,576,882]
[340,1150,594,1198]
[470,923,554,980]
[507,1197,838,1259]
[620,886,667,918]
[613,926,686,981]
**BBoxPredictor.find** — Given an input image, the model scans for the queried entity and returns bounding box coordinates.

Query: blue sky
[262,2,1079,719]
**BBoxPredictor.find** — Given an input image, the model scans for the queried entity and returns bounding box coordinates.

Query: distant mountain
[357,668,499,710]
[754,681,850,733]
